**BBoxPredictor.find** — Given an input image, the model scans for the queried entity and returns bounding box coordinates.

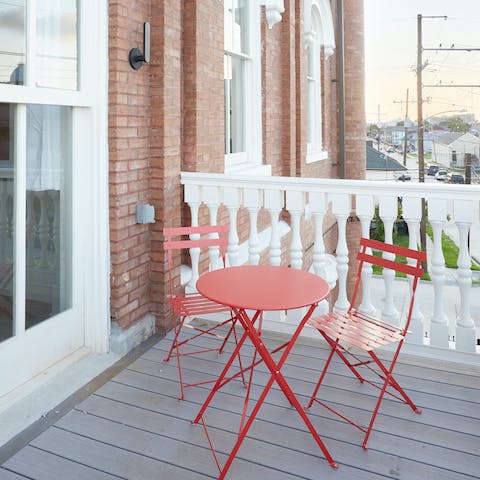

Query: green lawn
[425,223,480,271]
[371,226,479,283]
[371,233,427,279]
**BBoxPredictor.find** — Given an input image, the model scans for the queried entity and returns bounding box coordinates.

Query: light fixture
[129,22,150,70]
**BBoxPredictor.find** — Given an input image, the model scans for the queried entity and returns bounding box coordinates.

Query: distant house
[433,132,480,167]
[366,141,406,170]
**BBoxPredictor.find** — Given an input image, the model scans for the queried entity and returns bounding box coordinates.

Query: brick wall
[150,1,183,333]
[107,0,366,332]
[109,0,152,329]
[344,0,366,180]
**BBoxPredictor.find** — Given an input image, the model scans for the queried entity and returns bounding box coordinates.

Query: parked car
[447,173,465,184]
[427,165,439,176]
[435,169,449,181]
[393,171,411,181]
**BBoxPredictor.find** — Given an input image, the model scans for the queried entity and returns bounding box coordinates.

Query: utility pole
[417,14,447,271]
[417,14,480,268]
[417,14,426,268]
[393,91,416,166]
[403,89,409,166]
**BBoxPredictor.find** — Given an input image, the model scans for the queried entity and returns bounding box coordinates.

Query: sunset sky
[364,0,480,124]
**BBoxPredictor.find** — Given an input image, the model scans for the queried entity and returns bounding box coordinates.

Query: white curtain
[26,105,67,191]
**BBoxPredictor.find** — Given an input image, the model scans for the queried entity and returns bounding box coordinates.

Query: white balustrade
[203,185,223,270]
[180,172,480,361]
[329,193,350,312]
[429,198,449,348]
[286,190,305,270]
[402,196,424,344]
[224,187,241,267]
[265,189,283,267]
[453,199,476,352]
[184,184,201,293]
[356,195,375,315]
[379,196,400,324]
[244,188,262,265]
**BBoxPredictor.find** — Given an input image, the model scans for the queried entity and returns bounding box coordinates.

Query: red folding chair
[163,225,244,400]
[306,237,426,448]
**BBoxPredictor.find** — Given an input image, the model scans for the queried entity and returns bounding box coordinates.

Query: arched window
[304,0,335,163]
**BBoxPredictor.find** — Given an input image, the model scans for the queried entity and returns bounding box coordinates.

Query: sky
[364,0,480,124]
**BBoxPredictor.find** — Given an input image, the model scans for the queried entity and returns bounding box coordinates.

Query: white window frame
[0,0,109,396]
[306,6,327,163]
[224,1,268,175]
[304,0,335,164]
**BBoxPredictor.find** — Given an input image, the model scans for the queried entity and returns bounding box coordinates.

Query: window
[224,0,265,173]
[0,0,109,396]
[304,0,335,164]
[306,6,326,163]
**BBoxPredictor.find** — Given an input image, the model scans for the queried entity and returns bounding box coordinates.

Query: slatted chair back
[349,237,426,334]
[163,225,229,296]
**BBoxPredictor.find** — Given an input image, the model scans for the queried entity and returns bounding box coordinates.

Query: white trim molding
[261,0,285,29]
[304,0,336,56]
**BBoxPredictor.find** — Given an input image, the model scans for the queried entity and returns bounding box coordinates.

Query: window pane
[307,78,314,145]
[224,0,247,55]
[0,1,25,85]
[224,54,245,154]
[0,103,14,342]
[26,105,72,328]
[36,0,77,90]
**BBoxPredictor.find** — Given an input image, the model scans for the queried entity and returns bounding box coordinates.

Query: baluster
[265,189,283,266]
[224,187,241,267]
[0,181,7,263]
[48,190,61,311]
[330,193,350,311]
[184,184,201,293]
[356,195,375,315]
[203,185,222,270]
[37,191,50,267]
[309,192,327,278]
[244,188,262,265]
[402,196,424,344]
[379,196,399,324]
[454,199,476,352]
[6,191,14,262]
[429,198,449,348]
[309,191,329,314]
[286,191,305,270]
[25,191,36,267]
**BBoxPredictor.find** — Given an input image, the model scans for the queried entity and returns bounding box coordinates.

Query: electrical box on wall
[136,204,155,224]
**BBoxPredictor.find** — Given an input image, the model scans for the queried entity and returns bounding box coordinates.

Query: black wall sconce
[129,22,150,70]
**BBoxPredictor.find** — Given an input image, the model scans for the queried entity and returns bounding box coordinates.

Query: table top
[196,265,329,311]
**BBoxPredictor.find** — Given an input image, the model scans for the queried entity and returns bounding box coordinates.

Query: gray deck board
[0,468,30,479]
[2,445,123,480]
[2,328,480,480]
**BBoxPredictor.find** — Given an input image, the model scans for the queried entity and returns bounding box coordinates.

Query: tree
[367,123,380,137]
[439,117,471,133]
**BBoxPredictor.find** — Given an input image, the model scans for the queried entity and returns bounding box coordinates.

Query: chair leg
[231,320,247,387]
[306,338,338,409]
[370,351,421,414]
[218,312,236,354]
[164,315,185,362]
[362,350,420,448]
[321,331,366,383]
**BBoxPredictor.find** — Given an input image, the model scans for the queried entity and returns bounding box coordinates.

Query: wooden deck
[1,325,479,479]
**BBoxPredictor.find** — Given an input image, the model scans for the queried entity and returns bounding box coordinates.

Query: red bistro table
[194,265,337,478]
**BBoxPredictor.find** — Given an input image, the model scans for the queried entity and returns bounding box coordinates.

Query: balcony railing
[180,171,480,361]
[0,178,61,306]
